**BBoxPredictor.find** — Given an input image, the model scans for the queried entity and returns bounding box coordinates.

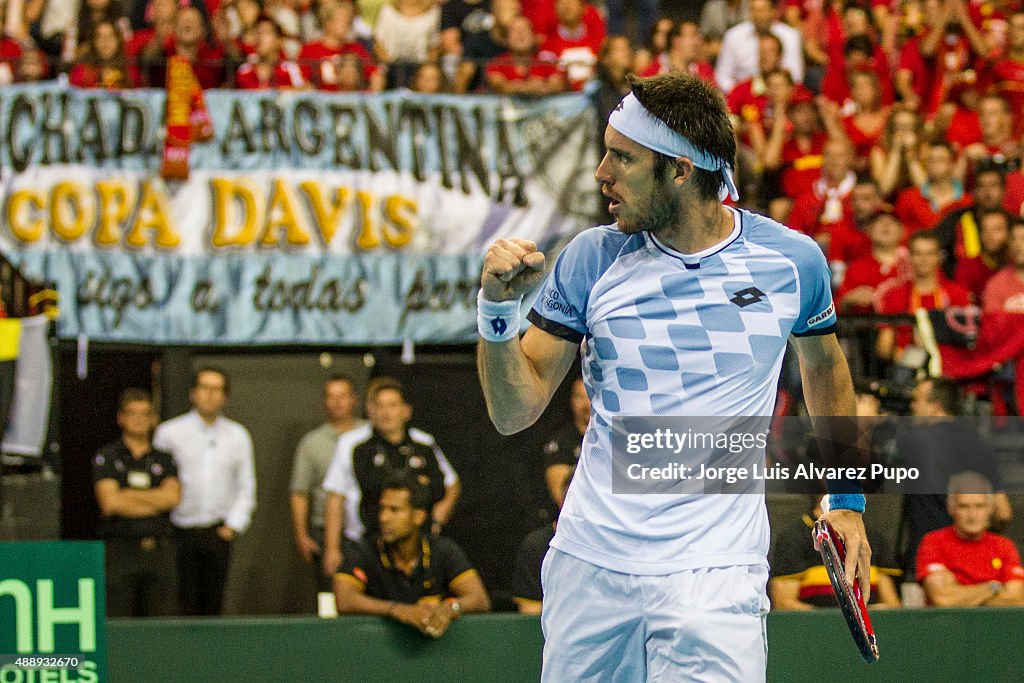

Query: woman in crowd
[68,18,138,88]
[373,0,439,88]
[871,106,927,198]
[842,69,891,171]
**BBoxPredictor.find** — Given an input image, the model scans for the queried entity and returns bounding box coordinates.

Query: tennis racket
[813,518,879,663]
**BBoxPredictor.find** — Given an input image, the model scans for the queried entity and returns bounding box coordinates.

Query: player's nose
[595,153,613,184]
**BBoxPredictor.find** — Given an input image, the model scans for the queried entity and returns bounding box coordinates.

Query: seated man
[770,496,901,610]
[321,376,461,577]
[875,231,972,363]
[333,475,490,637]
[836,208,907,314]
[917,472,1024,607]
[513,466,574,615]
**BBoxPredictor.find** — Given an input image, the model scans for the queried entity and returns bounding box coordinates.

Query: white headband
[608,92,739,202]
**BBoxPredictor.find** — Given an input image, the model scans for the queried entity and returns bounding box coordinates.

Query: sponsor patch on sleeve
[806,301,835,328]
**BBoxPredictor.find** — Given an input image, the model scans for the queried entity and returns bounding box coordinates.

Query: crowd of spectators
[4,2,1022,393]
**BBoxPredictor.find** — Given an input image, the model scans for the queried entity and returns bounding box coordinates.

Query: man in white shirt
[320,377,461,578]
[714,0,803,94]
[154,367,256,615]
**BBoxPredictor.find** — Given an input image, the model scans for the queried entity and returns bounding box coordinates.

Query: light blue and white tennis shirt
[527,207,836,575]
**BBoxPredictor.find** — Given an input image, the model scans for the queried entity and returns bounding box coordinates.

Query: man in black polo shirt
[322,377,461,577]
[93,389,181,616]
[541,377,589,510]
[333,475,490,637]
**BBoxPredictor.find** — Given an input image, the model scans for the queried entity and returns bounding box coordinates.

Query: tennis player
[477,73,871,681]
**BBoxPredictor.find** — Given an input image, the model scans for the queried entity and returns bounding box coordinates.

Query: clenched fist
[481,238,547,302]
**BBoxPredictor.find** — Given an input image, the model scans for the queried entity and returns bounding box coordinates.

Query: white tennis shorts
[540,548,770,682]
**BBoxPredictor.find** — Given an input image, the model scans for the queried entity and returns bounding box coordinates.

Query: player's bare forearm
[478,238,577,435]
[793,334,856,417]
[478,328,574,434]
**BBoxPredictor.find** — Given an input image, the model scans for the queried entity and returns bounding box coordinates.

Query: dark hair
[367,376,407,404]
[974,160,1007,184]
[979,208,1012,229]
[119,388,152,411]
[192,366,230,395]
[324,373,355,396]
[381,472,432,512]
[843,35,874,58]
[629,73,736,202]
[855,174,880,190]
[255,14,283,36]
[924,377,962,417]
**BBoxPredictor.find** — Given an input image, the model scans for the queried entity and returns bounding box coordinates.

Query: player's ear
[672,157,695,187]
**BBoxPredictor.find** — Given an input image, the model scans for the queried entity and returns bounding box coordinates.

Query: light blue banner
[18,250,489,345]
[0,86,600,344]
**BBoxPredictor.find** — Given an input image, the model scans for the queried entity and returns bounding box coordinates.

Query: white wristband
[478,291,522,342]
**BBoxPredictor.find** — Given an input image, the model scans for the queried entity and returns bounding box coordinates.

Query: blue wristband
[828,493,866,513]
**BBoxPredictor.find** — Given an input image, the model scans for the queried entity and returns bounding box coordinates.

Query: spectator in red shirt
[957,94,1021,177]
[485,16,565,97]
[69,20,140,89]
[896,0,989,116]
[895,0,942,112]
[150,6,235,89]
[870,107,927,198]
[917,472,1024,607]
[838,208,909,313]
[17,50,51,83]
[537,0,605,91]
[236,16,306,89]
[828,176,889,279]
[787,137,858,240]
[522,0,605,46]
[821,34,894,114]
[936,163,1009,275]
[875,230,972,361]
[72,0,132,63]
[726,33,785,137]
[954,209,1012,298]
[895,142,972,234]
[0,35,22,86]
[840,69,890,172]
[126,0,178,63]
[640,21,715,84]
[298,1,383,91]
[982,11,1024,137]
[761,89,830,222]
[982,220,1024,312]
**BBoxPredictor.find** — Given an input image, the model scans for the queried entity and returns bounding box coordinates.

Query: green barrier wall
[108,609,1024,683]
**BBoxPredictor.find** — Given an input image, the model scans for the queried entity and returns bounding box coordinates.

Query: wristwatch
[989,580,1003,596]
[447,598,462,616]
